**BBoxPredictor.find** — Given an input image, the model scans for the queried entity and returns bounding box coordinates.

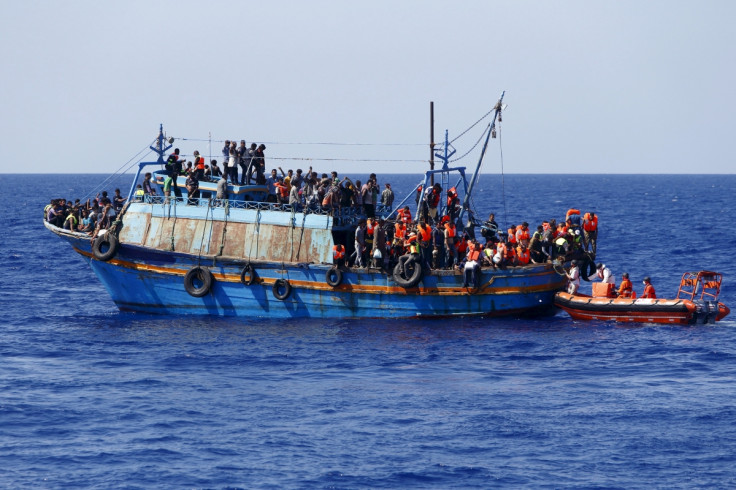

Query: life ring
[325,267,342,287]
[92,233,119,262]
[240,263,256,286]
[272,279,292,300]
[393,262,423,288]
[184,267,213,297]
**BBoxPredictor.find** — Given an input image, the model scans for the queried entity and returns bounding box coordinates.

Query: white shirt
[597,267,614,284]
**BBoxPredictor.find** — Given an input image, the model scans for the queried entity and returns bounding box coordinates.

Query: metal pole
[430,101,435,186]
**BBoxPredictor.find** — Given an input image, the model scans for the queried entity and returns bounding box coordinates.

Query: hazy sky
[2,0,734,174]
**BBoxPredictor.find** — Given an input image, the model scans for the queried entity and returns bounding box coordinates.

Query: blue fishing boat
[44,94,566,318]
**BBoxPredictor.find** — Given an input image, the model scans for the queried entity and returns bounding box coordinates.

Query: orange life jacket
[618,279,633,298]
[395,223,407,240]
[517,247,530,264]
[444,223,456,238]
[446,187,458,207]
[468,249,481,262]
[366,220,375,236]
[566,208,581,220]
[507,227,517,244]
[398,208,412,224]
[516,228,530,242]
[583,213,598,232]
[456,238,467,254]
[418,224,432,242]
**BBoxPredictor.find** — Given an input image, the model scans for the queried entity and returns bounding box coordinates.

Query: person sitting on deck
[641,276,656,298]
[397,232,420,278]
[618,272,634,298]
[210,160,222,178]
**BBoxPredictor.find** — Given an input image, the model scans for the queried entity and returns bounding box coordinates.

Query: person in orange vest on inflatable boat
[641,276,656,298]
[583,212,598,255]
[618,272,635,298]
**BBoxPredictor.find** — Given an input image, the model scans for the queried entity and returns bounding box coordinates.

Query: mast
[430,101,435,186]
[457,92,505,224]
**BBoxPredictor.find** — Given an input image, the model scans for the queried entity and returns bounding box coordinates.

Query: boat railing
[676,271,722,302]
[131,195,392,223]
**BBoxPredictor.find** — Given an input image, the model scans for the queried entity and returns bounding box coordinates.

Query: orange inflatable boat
[555,271,730,324]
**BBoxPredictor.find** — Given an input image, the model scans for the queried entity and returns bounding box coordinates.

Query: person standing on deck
[381,183,394,210]
[583,212,598,255]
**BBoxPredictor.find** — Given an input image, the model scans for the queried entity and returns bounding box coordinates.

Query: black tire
[272,279,292,300]
[92,233,119,262]
[240,263,256,286]
[393,261,423,288]
[184,267,213,297]
[325,267,342,287]
[581,254,596,281]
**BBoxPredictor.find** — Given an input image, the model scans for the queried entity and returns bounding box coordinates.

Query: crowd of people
[46,142,621,292]
[44,188,127,238]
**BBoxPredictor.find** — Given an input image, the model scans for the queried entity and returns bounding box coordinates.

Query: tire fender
[325,267,343,287]
[272,279,292,300]
[92,233,119,262]
[240,263,256,286]
[184,267,213,297]
[392,262,423,288]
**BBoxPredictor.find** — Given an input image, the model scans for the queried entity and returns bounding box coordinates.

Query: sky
[1,0,734,175]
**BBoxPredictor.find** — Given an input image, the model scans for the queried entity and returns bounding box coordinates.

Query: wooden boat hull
[554,292,730,325]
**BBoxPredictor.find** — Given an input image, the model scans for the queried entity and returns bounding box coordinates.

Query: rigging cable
[82,141,155,202]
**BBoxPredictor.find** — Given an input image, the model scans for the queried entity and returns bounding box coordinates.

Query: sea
[2,173,735,488]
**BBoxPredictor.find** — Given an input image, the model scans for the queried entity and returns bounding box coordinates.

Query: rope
[82,142,155,201]
[174,137,426,146]
[296,207,308,261]
[169,198,178,251]
[196,200,212,266]
[218,199,229,257]
[449,107,494,145]
[449,124,490,163]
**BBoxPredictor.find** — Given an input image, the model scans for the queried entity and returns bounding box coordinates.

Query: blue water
[2,173,736,488]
